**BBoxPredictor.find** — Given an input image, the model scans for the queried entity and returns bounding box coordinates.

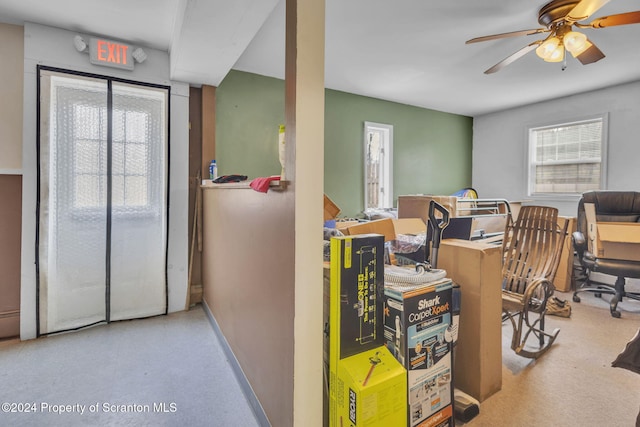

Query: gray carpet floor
[0,307,260,427]
[2,287,639,427]
[461,285,640,427]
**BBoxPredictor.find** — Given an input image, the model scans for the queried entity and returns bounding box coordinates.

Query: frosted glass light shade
[536,37,560,60]
[564,31,588,53]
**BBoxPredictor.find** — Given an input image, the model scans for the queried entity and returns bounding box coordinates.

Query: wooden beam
[201,85,216,179]
[286,0,326,425]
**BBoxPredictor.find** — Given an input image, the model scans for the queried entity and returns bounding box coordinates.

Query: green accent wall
[216,71,286,179]
[216,70,473,217]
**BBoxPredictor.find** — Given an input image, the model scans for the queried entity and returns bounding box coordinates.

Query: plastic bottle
[278,125,286,179]
[209,159,218,180]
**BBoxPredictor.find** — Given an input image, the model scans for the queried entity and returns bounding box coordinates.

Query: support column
[285,0,326,424]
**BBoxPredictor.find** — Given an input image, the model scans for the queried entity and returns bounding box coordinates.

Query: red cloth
[249,175,281,193]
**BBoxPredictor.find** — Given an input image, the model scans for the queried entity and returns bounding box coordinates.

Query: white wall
[20,22,189,339]
[473,80,640,217]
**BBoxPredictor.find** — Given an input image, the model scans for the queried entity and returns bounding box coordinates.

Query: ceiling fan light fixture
[564,31,588,53]
[545,45,565,62]
[535,36,560,60]
[569,39,593,57]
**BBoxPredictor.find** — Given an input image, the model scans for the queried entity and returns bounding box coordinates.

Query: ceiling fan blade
[484,42,541,74]
[567,0,612,21]
[582,11,640,28]
[466,28,548,44]
[575,40,605,64]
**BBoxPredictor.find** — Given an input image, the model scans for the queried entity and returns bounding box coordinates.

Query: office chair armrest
[572,231,586,253]
[572,231,588,264]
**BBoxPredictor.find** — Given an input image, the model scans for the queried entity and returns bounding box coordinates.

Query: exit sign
[89,37,134,70]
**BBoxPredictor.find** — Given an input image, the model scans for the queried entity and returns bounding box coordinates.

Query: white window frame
[526,114,608,199]
[364,121,393,212]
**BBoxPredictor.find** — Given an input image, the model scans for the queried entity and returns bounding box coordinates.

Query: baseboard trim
[200,301,271,427]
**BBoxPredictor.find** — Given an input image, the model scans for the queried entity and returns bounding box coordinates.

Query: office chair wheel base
[573,294,581,303]
[610,296,621,318]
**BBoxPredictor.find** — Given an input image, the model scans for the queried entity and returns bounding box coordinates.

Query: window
[364,122,393,211]
[528,115,607,196]
[50,75,166,214]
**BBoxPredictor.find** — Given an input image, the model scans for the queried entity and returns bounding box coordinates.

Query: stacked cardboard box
[329,235,407,427]
[384,278,455,427]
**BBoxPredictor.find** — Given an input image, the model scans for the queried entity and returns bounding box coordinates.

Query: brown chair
[501,205,568,359]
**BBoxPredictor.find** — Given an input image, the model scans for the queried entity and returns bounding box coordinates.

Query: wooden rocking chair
[501,205,568,359]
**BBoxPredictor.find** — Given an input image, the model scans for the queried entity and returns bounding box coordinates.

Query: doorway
[37,67,170,335]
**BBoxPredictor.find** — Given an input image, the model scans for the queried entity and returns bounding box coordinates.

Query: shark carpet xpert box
[329,234,407,427]
[384,279,455,427]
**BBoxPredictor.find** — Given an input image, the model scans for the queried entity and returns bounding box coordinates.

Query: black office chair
[572,191,640,318]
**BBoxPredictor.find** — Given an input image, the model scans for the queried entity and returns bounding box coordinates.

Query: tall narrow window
[364,122,393,211]
[528,115,607,196]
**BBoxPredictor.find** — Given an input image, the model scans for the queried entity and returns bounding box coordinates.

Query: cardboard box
[398,195,459,222]
[470,215,509,237]
[335,219,360,231]
[330,235,385,358]
[554,216,576,292]
[329,235,407,427]
[393,218,427,236]
[332,346,407,427]
[437,239,503,402]
[324,194,341,221]
[344,218,397,242]
[591,222,640,262]
[585,203,640,262]
[384,278,454,427]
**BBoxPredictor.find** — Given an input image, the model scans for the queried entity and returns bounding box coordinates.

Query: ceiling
[1,0,639,116]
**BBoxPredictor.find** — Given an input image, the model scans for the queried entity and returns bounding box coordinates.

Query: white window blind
[529,116,606,195]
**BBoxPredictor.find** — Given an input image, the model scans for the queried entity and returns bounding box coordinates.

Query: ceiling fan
[466,0,640,74]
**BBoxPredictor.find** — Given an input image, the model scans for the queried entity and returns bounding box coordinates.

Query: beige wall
[202,185,295,426]
[0,23,24,338]
[0,23,23,171]
[0,175,22,339]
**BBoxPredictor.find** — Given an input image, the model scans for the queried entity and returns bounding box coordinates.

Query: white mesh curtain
[38,68,169,335]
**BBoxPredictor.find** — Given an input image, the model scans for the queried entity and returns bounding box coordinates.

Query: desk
[438,239,503,402]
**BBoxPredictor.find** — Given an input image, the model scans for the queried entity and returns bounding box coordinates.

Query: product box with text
[333,346,407,427]
[329,234,407,427]
[330,235,385,359]
[384,278,454,427]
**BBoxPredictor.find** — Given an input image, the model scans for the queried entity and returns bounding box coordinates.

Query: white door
[37,68,169,335]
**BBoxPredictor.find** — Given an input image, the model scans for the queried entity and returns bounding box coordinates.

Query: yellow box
[331,346,407,427]
[329,235,407,426]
